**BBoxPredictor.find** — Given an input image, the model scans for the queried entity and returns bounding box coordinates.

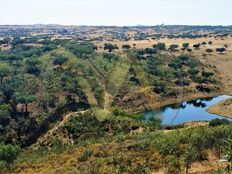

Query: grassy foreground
[1,110,232,174]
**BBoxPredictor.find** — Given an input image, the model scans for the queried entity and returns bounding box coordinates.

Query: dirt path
[104,90,112,111]
[32,111,86,149]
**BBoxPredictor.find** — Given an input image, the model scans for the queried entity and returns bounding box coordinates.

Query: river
[143,95,232,125]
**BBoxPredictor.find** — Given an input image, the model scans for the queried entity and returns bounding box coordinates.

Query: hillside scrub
[0,34,228,173]
[0,37,222,147]
[9,122,232,174]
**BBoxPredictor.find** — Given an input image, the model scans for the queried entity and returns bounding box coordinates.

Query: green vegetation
[10,121,232,174]
[193,43,201,49]
[64,41,97,58]
[216,47,227,53]
[169,44,179,51]
[182,43,190,50]
[209,118,230,127]
[206,48,213,53]
[122,44,131,51]
[104,43,119,53]
[0,144,21,169]
[0,33,227,173]
[63,110,147,142]
[153,43,166,51]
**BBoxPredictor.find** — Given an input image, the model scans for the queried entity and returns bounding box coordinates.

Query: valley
[0,25,232,173]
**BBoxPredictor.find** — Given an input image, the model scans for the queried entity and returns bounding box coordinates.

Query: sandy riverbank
[207,98,232,118]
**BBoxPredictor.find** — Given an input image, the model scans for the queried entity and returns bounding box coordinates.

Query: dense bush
[65,42,97,58]
[63,111,146,142]
[122,44,131,50]
[209,118,229,127]
[216,47,226,53]
[193,43,201,49]
[153,43,166,51]
[182,43,190,49]
[103,53,119,62]
[152,124,232,172]
[206,48,213,53]
[169,44,179,51]
[0,144,21,164]
[104,43,118,53]
[52,54,67,66]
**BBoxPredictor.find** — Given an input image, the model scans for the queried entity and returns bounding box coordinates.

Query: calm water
[143,95,232,125]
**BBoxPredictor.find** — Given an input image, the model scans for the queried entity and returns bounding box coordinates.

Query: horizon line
[0,23,232,27]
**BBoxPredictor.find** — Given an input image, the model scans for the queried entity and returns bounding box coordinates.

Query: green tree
[169,44,179,51]
[183,145,198,174]
[122,44,131,51]
[182,43,190,49]
[145,48,156,56]
[103,53,119,62]
[65,42,97,58]
[202,71,214,78]
[0,64,10,84]
[193,43,201,49]
[0,104,12,118]
[224,139,232,172]
[136,49,146,61]
[216,48,226,54]
[165,155,181,174]
[25,57,41,76]
[206,48,213,53]
[104,43,118,53]
[0,144,21,164]
[188,68,199,77]
[14,93,35,114]
[153,43,166,51]
[201,42,207,46]
[11,38,24,48]
[145,57,162,76]
[52,55,67,66]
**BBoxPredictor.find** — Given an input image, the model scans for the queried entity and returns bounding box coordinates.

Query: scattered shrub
[209,118,229,127]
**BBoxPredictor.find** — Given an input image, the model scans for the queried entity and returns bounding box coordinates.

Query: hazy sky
[0,0,231,26]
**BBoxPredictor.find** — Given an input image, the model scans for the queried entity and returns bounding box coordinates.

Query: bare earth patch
[207,99,232,118]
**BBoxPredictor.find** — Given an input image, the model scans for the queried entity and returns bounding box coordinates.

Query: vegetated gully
[23,95,231,147]
[22,102,90,148]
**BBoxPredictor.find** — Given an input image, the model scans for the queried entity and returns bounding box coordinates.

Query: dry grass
[94,36,232,51]
[13,138,222,174]
[207,98,232,118]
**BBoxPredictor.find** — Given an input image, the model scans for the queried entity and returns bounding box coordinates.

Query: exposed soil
[207,98,232,118]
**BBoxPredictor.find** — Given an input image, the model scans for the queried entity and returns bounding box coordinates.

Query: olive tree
[122,44,131,51]
[153,43,166,51]
[0,63,10,84]
[183,145,198,174]
[0,144,21,165]
[169,44,179,51]
[104,43,118,53]
[182,43,190,49]
[14,93,35,114]
[216,47,226,54]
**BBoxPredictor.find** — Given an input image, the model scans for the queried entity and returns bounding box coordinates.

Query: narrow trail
[32,111,86,148]
[104,89,112,111]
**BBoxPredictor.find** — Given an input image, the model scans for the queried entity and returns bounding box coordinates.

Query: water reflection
[143,95,232,125]
[186,100,207,108]
[169,103,187,109]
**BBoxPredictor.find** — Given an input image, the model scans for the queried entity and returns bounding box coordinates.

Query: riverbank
[207,98,232,118]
